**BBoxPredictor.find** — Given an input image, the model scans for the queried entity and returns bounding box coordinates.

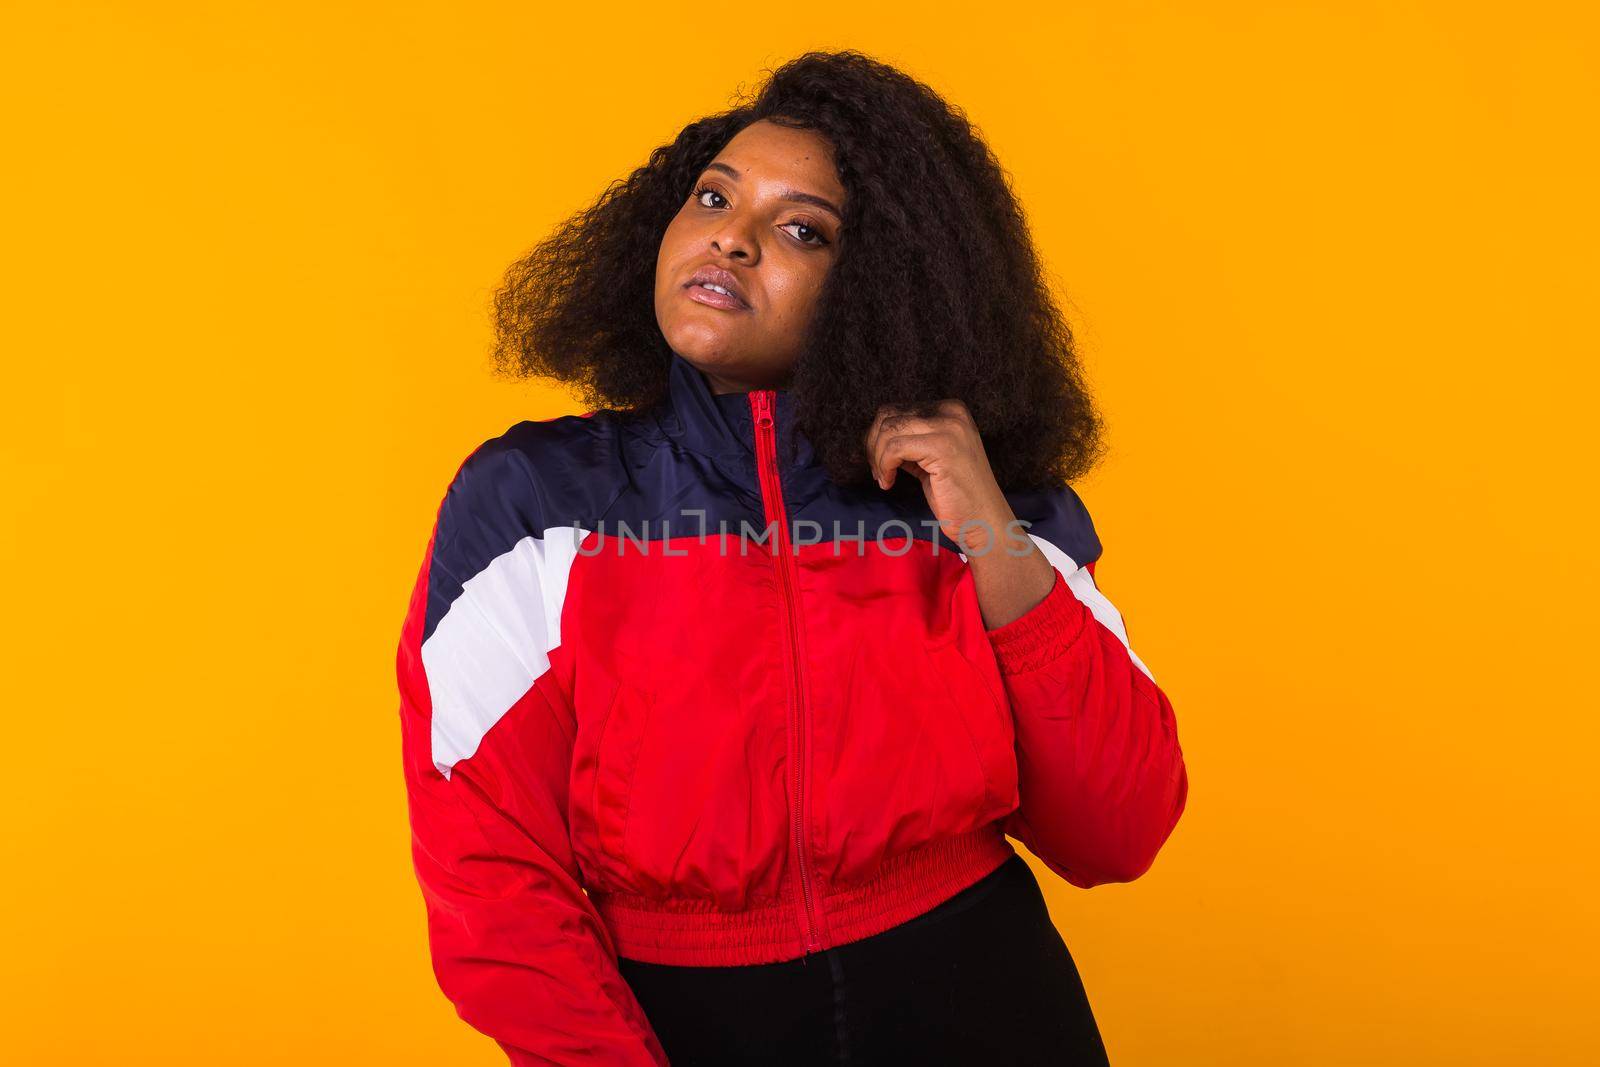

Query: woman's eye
[691,185,725,208]
[781,221,829,247]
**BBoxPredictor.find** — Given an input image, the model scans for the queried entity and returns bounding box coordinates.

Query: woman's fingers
[864,409,899,487]
[863,402,972,489]
[874,429,950,490]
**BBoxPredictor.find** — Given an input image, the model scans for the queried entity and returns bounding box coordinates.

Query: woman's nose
[709,220,759,262]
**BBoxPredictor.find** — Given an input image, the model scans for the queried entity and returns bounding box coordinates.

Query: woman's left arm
[867,400,1189,890]
[976,541,1189,889]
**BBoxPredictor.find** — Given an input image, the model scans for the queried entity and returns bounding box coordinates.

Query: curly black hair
[490,49,1105,493]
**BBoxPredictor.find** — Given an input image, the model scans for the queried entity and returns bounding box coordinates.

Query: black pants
[617,853,1111,1066]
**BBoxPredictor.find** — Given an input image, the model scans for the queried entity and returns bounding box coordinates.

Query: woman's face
[654,119,846,394]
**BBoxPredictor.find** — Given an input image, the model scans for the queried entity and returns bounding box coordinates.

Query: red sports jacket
[395,351,1189,1065]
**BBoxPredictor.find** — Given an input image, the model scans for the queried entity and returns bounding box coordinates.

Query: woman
[395,50,1188,1066]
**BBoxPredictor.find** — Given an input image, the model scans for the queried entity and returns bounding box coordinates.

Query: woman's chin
[662,325,750,366]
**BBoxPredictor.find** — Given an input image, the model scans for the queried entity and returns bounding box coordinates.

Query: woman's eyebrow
[704,161,843,222]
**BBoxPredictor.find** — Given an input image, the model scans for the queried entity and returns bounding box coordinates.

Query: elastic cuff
[984,566,1091,674]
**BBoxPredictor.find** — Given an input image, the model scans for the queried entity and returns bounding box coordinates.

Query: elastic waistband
[591,826,1017,966]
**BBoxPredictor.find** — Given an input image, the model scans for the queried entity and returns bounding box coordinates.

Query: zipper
[749,389,823,954]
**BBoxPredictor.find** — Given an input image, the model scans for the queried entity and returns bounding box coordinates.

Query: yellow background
[4,2,1595,1063]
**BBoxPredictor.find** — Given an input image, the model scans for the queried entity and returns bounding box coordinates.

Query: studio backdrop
[2,3,1594,1064]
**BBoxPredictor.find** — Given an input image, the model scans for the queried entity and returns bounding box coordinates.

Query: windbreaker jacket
[394,350,1189,1065]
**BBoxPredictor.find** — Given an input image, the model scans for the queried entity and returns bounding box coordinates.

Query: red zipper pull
[752,390,774,429]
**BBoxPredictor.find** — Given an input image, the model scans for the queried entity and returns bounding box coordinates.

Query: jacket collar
[655,349,896,523]
[662,349,806,469]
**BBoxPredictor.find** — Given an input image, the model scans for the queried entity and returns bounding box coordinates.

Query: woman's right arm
[394,441,668,1067]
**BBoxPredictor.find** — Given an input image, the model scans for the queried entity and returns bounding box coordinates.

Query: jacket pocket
[588,677,654,884]
[921,636,1019,819]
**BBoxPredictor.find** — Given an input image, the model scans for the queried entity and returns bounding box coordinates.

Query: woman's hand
[864,400,1058,628]
[864,400,1012,552]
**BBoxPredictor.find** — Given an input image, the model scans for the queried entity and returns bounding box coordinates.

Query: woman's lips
[683,282,751,312]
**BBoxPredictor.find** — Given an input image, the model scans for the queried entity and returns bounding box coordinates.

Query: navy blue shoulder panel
[1002,483,1103,570]
[421,412,633,643]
